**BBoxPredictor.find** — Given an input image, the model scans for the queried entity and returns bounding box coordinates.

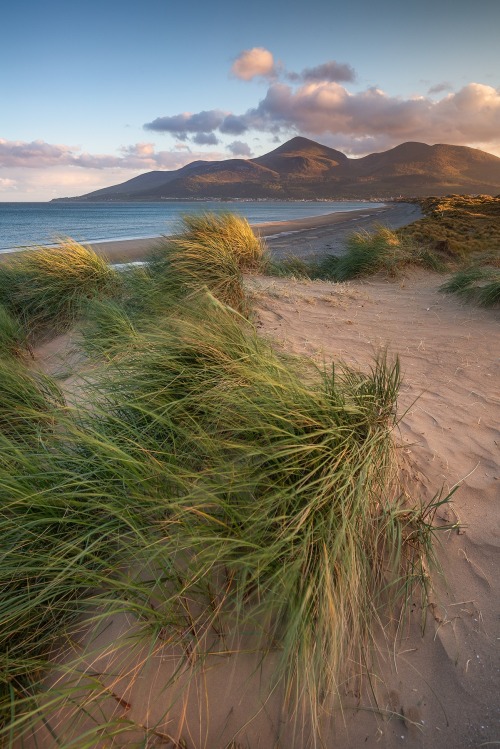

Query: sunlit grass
[268,225,442,281]
[0,239,121,338]
[0,304,29,359]
[0,214,455,746]
[148,212,268,314]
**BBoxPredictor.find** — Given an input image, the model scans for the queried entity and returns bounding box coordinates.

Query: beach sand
[23,200,500,747]
[30,266,499,748]
[248,271,500,747]
[1,202,421,265]
[90,201,422,262]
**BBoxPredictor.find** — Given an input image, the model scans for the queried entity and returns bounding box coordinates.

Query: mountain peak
[263,136,348,160]
[57,137,500,202]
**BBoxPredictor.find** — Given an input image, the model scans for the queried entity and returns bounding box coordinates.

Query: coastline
[0,202,422,264]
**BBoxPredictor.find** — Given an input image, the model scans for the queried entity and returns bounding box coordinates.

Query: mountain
[56,137,500,201]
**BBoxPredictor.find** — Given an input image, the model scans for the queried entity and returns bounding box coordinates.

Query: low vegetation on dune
[269,196,500,305]
[0,239,121,339]
[148,212,268,314]
[269,224,442,281]
[400,194,500,260]
[0,212,455,747]
[0,305,29,359]
[399,195,500,306]
[440,265,500,307]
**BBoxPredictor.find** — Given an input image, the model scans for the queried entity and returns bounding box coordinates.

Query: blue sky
[1,0,499,200]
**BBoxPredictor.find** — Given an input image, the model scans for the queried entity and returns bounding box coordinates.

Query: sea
[0,201,384,253]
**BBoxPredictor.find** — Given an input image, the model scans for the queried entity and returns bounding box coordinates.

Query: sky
[1,0,499,200]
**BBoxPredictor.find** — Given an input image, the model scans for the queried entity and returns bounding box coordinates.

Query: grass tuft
[440,266,500,307]
[331,225,441,280]
[149,212,268,314]
[0,239,121,338]
[85,295,450,710]
[266,226,442,283]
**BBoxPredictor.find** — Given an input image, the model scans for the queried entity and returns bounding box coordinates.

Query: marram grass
[0,304,29,359]
[440,266,500,307]
[0,239,121,338]
[81,295,452,718]
[148,212,268,314]
[268,225,442,282]
[0,216,455,746]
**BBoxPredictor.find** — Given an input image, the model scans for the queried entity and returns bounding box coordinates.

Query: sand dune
[28,267,499,748]
[16,194,496,747]
[249,270,499,748]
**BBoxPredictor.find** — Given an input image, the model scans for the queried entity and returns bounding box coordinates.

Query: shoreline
[0,202,422,264]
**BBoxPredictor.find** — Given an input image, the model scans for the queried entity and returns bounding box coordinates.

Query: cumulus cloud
[0,177,17,190]
[140,72,500,154]
[0,139,76,168]
[252,81,500,149]
[231,47,277,81]
[227,140,252,157]
[219,114,249,135]
[288,60,356,83]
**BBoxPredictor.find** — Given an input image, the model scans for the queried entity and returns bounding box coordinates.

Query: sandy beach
[89,202,421,262]
[0,202,421,265]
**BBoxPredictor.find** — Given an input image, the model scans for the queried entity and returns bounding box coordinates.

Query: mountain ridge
[54,137,500,201]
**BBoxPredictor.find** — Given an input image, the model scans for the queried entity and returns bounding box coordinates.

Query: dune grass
[148,212,268,314]
[401,194,500,261]
[0,214,455,746]
[80,296,451,714]
[0,304,29,359]
[268,225,442,282]
[440,266,500,307]
[0,356,63,442]
[0,239,121,338]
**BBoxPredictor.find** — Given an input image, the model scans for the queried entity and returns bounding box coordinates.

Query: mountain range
[55,137,500,201]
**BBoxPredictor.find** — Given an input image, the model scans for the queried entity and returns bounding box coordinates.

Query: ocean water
[0,201,384,252]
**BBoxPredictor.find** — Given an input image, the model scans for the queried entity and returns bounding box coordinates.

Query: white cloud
[231,47,277,81]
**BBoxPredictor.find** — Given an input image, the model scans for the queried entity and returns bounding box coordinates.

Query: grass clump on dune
[0,356,63,441]
[0,214,455,745]
[268,226,442,282]
[0,359,187,743]
[440,266,500,307]
[0,239,121,338]
[149,212,268,314]
[86,295,450,715]
[323,225,441,280]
